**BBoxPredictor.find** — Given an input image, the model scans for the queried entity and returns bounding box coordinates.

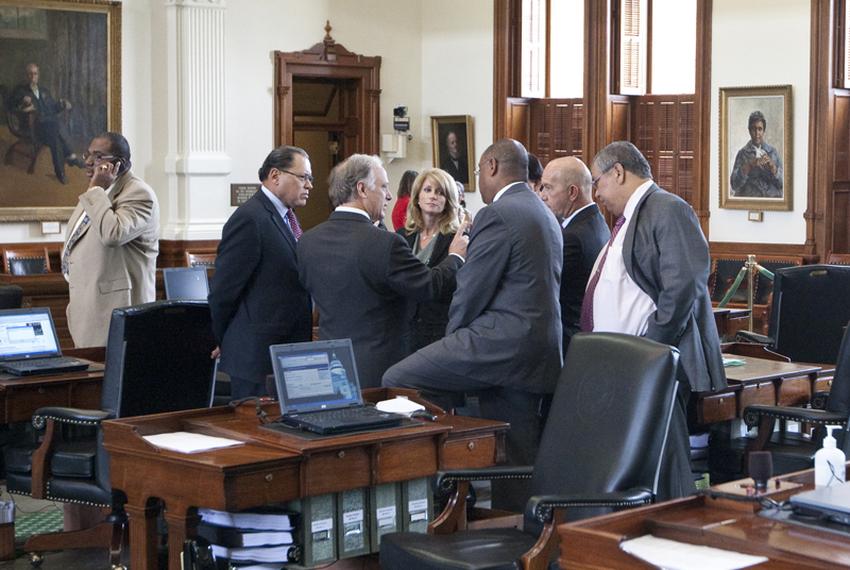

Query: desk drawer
[814,375,833,394]
[697,392,737,424]
[442,435,498,469]
[4,384,69,423]
[738,381,775,413]
[778,376,811,407]
[303,446,371,495]
[378,437,437,482]
[225,464,301,508]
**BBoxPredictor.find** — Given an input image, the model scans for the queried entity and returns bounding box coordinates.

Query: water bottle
[329,353,353,399]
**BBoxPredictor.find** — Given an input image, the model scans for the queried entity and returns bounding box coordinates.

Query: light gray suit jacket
[64,171,160,348]
[622,183,726,393]
[417,182,564,394]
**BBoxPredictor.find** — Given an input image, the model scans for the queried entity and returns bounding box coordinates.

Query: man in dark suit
[539,156,610,353]
[440,130,469,184]
[11,63,83,184]
[583,140,726,499]
[297,154,468,388]
[209,146,313,399]
[383,139,563,509]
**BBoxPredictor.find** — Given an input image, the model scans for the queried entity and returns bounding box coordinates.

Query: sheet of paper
[375,396,425,416]
[619,534,768,570]
[143,431,244,453]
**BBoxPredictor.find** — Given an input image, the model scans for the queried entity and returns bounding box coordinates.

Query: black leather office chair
[3,300,216,567]
[740,320,850,476]
[380,333,680,570]
[737,264,850,364]
[0,284,23,309]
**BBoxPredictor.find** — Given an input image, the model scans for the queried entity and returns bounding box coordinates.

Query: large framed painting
[0,0,121,221]
[431,115,475,192]
[719,85,792,211]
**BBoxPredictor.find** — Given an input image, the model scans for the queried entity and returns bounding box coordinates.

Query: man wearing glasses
[583,141,725,500]
[63,132,160,347]
[209,146,314,398]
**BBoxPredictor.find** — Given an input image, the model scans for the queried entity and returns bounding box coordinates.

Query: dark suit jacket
[416,183,563,394]
[209,190,311,383]
[560,204,610,353]
[441,156,469,184]
[622,184,726,393]
[297,211,463,387]
[400,230,456,351]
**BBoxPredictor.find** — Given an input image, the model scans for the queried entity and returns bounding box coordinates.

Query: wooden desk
[103,401,508,570]
[557,469,847,568]
[694,356,822,426]
[0,361,103,424]
[713,307,751,342]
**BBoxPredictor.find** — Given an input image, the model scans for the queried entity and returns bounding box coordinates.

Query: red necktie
[579,216,626,332]
[286,209,303,241]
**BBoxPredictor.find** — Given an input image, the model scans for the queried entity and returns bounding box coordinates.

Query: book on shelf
[197,507,295,531]
[198,523,293,548]
[210,543,300,564]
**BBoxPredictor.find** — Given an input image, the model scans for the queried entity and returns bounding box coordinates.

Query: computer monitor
[163,267,210,301]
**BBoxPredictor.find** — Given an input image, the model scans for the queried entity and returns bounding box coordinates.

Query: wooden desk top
[558,469,849,569]
[0,361,104,424]
[723,356,821,385]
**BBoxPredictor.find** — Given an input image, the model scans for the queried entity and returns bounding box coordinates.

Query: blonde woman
[400,168,463,350]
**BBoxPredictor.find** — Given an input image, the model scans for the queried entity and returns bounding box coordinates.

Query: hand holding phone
[89,159,119,189]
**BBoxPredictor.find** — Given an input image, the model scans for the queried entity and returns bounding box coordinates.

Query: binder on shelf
[369,482,401,552]
[197,523,294,548]
[402,477,432,533]
[289,493,337,566]
[337,487,370,558]
[196,507,294,531]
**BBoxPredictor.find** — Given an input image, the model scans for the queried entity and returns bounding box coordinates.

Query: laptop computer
[0,307,89,376]
[266,339,404,435]
[163,267,210,301]
[790,482,850,526]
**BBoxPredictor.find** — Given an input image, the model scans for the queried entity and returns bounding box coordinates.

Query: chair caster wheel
[29,553,44,567]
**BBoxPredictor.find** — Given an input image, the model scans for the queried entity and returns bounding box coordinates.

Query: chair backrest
[100,300,216,418]
[185,250,216,268]
[527,333,679,528]
[3,247,50,275]
[769,264,850,364]
[826,321,850,416]
[827,252,850,266]
[0,285,23,309]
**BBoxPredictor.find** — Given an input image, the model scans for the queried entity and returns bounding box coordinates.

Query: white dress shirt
[589,180,656,335]
[561,202,595,229]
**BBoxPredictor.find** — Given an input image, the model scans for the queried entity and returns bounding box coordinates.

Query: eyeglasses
[83,151,116,162]
[279,169,314,184]
[591,164,616,188]
[473,157,493,177]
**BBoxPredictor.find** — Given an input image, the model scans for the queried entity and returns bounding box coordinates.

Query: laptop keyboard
[21,357,83,369]
[292,406,394,426]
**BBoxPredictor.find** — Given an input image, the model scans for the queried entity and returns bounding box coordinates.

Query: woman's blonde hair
[404,168,460,235]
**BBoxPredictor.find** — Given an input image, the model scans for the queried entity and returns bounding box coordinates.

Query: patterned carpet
[13,508,63,542]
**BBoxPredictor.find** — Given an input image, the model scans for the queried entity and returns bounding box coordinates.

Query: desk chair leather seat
[0,284,23,309]
[3,300,216,567]
[380,333,680,570]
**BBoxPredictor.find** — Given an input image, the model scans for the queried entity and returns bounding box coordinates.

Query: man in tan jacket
[62,132,159,348]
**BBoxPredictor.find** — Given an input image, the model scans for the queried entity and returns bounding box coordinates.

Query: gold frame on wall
[431,115,476,192]
[0,0,121,221]
[719,84,793,211]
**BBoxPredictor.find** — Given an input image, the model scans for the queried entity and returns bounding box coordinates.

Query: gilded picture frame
[0,0,121,221]
[431,115,475,192]
[719,84,792,211]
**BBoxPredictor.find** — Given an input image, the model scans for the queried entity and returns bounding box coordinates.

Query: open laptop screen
[270,339,363,414]
[163,267,210,300]
[0,307,62,361]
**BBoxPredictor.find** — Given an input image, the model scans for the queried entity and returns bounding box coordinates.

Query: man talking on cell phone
[62,132,160,348]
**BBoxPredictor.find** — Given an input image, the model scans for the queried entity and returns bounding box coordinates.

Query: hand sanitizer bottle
[815,425,846,488]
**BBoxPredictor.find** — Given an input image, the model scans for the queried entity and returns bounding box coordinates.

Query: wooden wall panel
[527,98,584,165]
[834,190,850,252]
[506,97,532,149]
[834,93,850,182]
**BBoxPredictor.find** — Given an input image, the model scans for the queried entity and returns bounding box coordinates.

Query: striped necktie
[579,216,626,332]
[286,209,303,241]
[61,214,90,275]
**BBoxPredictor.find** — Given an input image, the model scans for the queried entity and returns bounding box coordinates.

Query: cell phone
[112,160,122,174]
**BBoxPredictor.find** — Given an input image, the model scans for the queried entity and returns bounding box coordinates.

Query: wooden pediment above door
[274,21,381,155]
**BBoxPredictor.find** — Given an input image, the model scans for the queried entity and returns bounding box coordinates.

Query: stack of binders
[197,507,301,569]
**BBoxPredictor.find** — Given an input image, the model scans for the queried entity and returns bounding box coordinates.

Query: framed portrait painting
[431,115,475,192]
[719,85,792,211]
[0,0,121,221]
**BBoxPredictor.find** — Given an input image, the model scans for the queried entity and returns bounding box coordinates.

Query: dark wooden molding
[694,0,713,237]
[158,239,220,268]
[493,0,522,139]
[583,0,612,163]
[709,241,818,262]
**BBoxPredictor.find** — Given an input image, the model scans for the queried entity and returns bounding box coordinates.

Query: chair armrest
[735,331,772,345]
[525,488,654,526]
[32,407,113,429]
[743,405,847,429]
[436,465,533,490]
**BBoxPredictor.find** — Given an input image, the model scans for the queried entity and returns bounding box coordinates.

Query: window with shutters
[521,0,584,98]
[834,0,850,88]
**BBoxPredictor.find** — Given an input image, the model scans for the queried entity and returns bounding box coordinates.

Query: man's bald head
[477,139,529,203]
[539,156,593,220]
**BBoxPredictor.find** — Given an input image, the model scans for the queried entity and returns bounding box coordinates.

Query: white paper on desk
[375,396,425,417]
[620,534,768,570]
[143,431,244,453]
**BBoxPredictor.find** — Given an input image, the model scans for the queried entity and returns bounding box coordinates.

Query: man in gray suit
[583,140,726,499]
[383,139,563,509]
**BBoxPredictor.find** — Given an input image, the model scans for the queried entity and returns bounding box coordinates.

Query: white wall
[709,0,810,244]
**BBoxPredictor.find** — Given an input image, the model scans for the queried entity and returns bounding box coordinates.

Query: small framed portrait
[431,115,475,192]
[719,85,793,211]
[0,0,121,221]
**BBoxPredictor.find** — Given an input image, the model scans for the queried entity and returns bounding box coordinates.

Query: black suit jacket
[560,204,610,352]
[209,190,312,382]
[297,211,462,387]
[401,230,456,351]
[441,156,469,184]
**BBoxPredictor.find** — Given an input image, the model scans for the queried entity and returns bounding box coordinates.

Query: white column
[163,0,231,240]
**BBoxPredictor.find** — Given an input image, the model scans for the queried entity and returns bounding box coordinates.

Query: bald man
[384,139,563,510]
[539,157,610,353]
